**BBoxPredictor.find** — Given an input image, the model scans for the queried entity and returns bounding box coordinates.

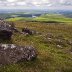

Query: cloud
[60,0,64,3]
[0,0,72,10]
[7,0,16,2]
[16,1,26,5]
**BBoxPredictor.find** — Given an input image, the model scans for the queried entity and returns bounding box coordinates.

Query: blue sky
[0,0,72,10]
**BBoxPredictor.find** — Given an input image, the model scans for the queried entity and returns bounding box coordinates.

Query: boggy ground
[0,21,72,72]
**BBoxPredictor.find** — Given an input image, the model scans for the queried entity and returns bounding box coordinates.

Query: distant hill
[6,14,72,23]
[0,9,72,23]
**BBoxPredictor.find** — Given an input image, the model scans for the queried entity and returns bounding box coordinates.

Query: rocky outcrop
[0,44,37,65]
[0,20,15,39]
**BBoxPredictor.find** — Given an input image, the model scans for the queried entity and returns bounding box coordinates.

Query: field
[6,14,72,23]
[0,19,72,72]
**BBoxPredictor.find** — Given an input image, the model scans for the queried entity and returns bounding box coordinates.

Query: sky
[0,0,72,10]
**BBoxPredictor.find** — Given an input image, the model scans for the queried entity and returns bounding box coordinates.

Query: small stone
[46,33,54,38]
[57,45,63,48]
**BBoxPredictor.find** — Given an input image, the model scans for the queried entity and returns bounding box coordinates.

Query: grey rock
[0,20,15,39]
[22,28,38,35]
[0,44,37,65]
[57,45,63,48]
[0,18,4,20]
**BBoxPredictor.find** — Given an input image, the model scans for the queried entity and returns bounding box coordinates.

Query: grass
[6,17,34,22]
[33,14,72,23]
[0,21,72,72]
[6,14,72,23]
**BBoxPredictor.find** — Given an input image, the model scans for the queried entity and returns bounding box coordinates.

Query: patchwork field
[0,20,72,72]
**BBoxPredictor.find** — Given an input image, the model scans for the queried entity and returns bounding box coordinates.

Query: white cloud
[0,0,72,10]
[7,0,16,2]
[31,0,51,7]
[60,0,64,3]
[47,4,52,6]
[6,3,15,6]
[16,1,26,5]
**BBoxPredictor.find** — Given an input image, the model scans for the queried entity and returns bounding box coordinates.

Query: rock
[0,20,15,39]
[44,33,55,44]
[57,45,63,48]
[54,39,67,47]
[13,28,21,33]
[46,38,53,44]
[0,44,37,65]
[22,28,37,35]
[0,30,12,40]
[67,40,72,46]
[46,33,54,38]
[0,18,4,20]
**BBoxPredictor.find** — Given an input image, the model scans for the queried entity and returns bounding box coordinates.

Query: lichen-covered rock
[22,28,38,35]
[0,20,15,39]
[0,44,37,65]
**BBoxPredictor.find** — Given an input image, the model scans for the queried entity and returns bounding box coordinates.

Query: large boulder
[0,20,15,39]
[0,44,37,65]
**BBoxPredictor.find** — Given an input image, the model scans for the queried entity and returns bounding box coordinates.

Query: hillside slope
[0,21,72,72]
